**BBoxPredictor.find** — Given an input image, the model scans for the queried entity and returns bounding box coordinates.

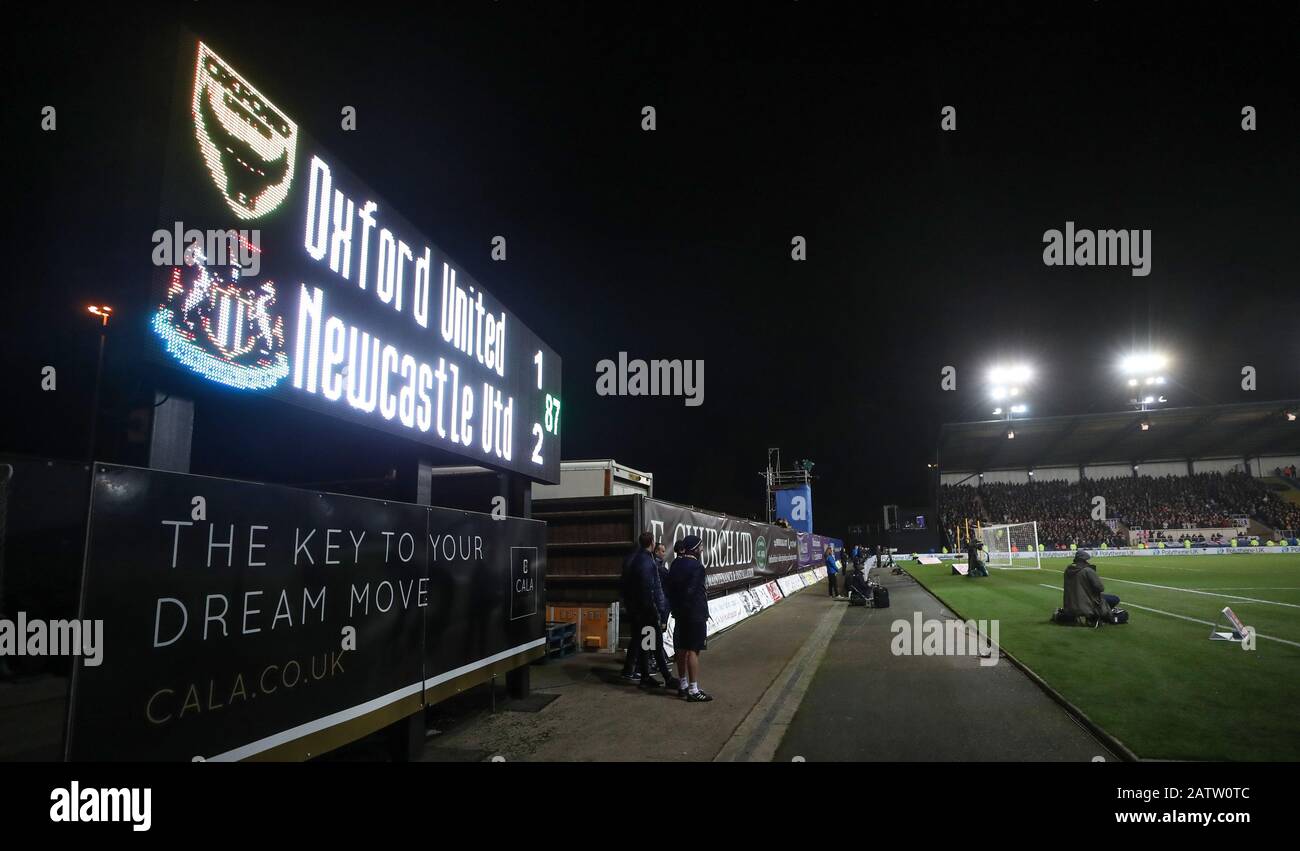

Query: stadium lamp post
[988,364,1032,421]
[86,304,113,462]
[1121,352,1169,412]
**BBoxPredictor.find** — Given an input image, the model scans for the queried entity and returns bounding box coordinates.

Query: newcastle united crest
[152,244,290,390]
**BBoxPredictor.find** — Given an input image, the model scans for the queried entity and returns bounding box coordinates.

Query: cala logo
[192,41,298,220]
[755,536,768,571]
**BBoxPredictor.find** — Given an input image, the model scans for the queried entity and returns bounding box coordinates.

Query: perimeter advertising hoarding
[66,464,545,761]
[642,498,799,590]
[152,37,561,483]
[797,533,832,567]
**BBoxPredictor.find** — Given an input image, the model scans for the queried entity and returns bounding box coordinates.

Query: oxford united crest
[192,41,298,220]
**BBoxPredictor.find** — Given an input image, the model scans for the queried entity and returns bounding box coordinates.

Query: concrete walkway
[774,569,1116,761]
[412,569,1116,762]
[420,585,840,761]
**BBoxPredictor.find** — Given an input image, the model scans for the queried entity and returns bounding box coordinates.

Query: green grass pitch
[904,554,1300,761]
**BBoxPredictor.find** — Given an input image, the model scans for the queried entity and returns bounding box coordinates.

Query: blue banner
[775,486,814,534]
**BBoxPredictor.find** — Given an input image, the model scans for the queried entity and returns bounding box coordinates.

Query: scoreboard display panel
[150,38,562,483]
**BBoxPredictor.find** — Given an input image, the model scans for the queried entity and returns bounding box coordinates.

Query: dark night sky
[2,2,1298,539]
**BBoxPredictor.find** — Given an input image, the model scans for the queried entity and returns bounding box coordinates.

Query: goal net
[979,521,1041,569]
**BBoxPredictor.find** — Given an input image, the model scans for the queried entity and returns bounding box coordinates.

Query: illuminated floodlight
[992,407,1003,415]
[989,364,1033,385]
[1006,430,1015,439]
[87,304,114,326]
[1010,404,1027,414]
[1286,412,1297,422]
[1009,387,1020,396]
[1143,396,1155,404]
[1121,352,1168,375]
[991,387,1007,400]
[1140,421,1151,431]
[1128,378,1138,387]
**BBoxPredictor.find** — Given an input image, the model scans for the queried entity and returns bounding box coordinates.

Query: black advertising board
[642,498,801,591]
[150,36,562,482]
[66,465,545,761]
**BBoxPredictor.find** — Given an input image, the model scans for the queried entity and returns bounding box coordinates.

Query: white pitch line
[1035,584,1300,650]
[1190,587,1300,592]
[1041,569,1300,610]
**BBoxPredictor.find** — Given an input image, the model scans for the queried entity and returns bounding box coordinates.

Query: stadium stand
[936,400,1300,549]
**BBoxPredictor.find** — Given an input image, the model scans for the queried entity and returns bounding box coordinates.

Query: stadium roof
[937,400,1300,473]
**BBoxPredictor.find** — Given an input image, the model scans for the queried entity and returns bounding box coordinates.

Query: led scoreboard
[151,39,561,483]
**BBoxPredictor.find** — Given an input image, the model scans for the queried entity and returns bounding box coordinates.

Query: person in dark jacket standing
[647,541,670,676]
[629,531,675,689]
[1062,551,1120,621]
[620,538,645,680]
[665,535,712,702]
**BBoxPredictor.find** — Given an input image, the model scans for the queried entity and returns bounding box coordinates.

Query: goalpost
[979,521,1041,570]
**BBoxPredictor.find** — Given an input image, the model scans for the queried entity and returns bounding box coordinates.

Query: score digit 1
[532,350,561,466]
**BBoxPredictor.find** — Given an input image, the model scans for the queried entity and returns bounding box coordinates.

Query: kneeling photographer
[1062,551,1121,620]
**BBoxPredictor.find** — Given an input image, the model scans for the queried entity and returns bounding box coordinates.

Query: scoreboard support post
[147,391,194,473]
[381,458,444,761]
[503,470,533,700]
[386,705,426,763]
[415,459,436,507]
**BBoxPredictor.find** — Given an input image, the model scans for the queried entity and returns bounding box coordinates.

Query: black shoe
[639,678,670,690]
[621,672,641,682]
[677,687,689,699]
[684,690,713,702]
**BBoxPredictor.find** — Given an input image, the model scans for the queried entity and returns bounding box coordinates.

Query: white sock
[679,677,688,690]
[689,682,699,694]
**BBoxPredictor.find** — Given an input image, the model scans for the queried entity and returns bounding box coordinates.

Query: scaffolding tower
[761,447,814,523]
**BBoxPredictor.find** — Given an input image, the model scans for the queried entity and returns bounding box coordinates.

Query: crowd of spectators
[1264,466,1300,533]
[974,480,1122,548]
[1032,518,1122,549]
[939,471,1300,549]
[1082,472,1260,529]
[1261,501,1300,534]
[938,483,980,541]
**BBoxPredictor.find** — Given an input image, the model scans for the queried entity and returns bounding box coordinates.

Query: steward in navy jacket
[631,548,671,623]
[666,554,709,623]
